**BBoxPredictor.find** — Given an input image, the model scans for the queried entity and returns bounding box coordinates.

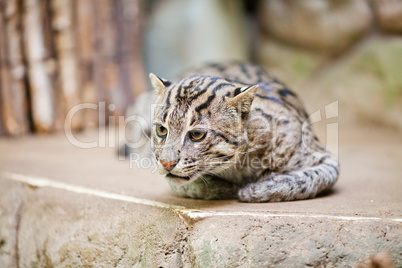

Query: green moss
[354,39,402,106]
[258,37,320,89]
[31,239,54,268]
[128,223,163,267]
[347,31,361,45]
[196,240,243,268]
[0,238,5,248]
[292,53,317,81]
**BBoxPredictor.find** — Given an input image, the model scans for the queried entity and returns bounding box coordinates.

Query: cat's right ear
[228,85,258,114]
[149,73,172,97]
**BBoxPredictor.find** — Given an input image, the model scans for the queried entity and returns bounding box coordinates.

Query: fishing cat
[123,62,339,202]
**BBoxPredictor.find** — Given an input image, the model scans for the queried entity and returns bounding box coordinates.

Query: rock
[0,179,27,267]
[300,37,402,130]
[258,0,372,53]
[356,252,396,268]
[17,188,186,267]
[256,36,322,90]
[189,215,401,267]
[373,0,402,34]
[144,0,248,80]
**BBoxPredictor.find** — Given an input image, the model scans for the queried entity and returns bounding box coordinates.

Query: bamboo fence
[0,0,147,136]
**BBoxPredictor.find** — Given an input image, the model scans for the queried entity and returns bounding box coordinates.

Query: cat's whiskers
[203,160,237,169]
[203,165,234,179]
[209,154,236,161]
[142,129,152,142]
[197,166,231,179]
[207,160,236,164]
[199,174,209,187]
[238,149,259,155]
[196,171,219,184]
[147,150,156,158]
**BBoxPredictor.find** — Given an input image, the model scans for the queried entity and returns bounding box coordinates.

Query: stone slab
[0,125,400,218]
[15,186,186,267]
[0,123,401,266]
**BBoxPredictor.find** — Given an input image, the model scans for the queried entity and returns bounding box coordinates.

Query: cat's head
[150,74,257,186]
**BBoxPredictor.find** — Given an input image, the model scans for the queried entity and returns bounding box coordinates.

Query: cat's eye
[156,125,168,138]
[188,130,206,142]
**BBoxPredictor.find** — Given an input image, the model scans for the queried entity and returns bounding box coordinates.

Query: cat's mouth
[166,173,191,181]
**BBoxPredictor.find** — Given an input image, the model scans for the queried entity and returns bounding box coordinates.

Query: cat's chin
[165,173,195,186]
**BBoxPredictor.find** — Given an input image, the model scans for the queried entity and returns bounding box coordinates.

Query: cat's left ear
[149,73,172,97]
[228,85,258,114]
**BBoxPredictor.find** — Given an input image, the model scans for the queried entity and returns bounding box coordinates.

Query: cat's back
[180,62,308,122]
[178,61,275,85]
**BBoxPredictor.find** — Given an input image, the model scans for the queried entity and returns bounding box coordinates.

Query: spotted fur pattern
[125,62,339,202]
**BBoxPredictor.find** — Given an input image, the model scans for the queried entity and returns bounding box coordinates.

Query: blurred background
[0,0,401,136]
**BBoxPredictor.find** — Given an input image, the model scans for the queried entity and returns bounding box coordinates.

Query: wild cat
[122,62,339,202]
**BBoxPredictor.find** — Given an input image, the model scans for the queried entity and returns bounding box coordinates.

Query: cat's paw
[238,181,277,202]
[238,175,295,202]
[238,183,260,202]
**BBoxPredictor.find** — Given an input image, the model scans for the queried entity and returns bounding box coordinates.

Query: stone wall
[256,0,402,130]
[145,0,402,130]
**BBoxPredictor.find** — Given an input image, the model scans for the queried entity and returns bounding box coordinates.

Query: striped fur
[133,62,339,202]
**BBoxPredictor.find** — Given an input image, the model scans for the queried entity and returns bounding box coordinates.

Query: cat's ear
[228,85,258,114]
[149,73,172,96]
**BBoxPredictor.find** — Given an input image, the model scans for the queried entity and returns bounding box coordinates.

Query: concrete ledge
[0,179,26,267]
[16,185,185,267]
[1,172,401,267]
[189,215,401,267]
[0,125,401,267]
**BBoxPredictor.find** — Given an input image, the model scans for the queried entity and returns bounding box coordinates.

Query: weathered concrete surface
[189,215,400,267]
[0,124,401,267]
[0,179,26,267]
[16,186,189,267]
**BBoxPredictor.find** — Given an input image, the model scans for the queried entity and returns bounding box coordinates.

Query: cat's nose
[159,160,177,171]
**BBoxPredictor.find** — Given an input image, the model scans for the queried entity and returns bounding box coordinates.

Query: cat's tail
[238,152,339,202]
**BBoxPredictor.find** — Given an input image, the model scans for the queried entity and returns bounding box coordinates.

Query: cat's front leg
[169,176,240,200]
[238,156,339,202]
